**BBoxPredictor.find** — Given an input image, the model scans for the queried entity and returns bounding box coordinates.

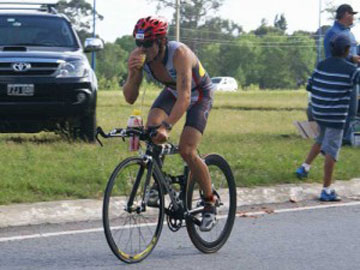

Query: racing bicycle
[96,126,237,264]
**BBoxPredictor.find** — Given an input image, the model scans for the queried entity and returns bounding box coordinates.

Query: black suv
[0,3,103,141]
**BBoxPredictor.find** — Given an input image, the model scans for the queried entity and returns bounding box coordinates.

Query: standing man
[296,34,359,201]
[324,4,359,63]
[123,16,217,231]
[324,4,359,144]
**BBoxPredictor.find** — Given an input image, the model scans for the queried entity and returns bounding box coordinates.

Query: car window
[0,15,78,47]
[211,78,221,84]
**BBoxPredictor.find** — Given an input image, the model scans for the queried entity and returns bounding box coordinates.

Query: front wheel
[103,157,164,264]
[186,154,237,253]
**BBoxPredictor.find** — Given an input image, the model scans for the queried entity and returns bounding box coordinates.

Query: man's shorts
[150,88,213,134]
[315,125,344,161]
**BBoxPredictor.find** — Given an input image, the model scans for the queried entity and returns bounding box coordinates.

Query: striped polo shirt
[307,57,359,129]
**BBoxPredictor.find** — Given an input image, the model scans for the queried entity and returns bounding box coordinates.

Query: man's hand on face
[128,48,146,71]
[152,126,168,144]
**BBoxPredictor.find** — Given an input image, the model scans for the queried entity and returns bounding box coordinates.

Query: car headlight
[55,60,90,78]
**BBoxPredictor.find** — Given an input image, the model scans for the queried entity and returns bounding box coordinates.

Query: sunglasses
[135,39,154,48]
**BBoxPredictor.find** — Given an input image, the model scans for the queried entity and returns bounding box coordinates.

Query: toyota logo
[12,63,31,72]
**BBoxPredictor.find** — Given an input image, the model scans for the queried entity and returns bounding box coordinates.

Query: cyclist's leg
[146,88,175,127]
[146,89,176,206]
[179,127,212,199]
[180,95,213,199]
[179,127,216,231]
[147,108,167,127]
[179,96,216,231]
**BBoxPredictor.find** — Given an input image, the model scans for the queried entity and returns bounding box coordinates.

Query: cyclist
[123,16,216,231]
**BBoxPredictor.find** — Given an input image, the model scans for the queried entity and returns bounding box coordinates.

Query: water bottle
[127,109,143,151]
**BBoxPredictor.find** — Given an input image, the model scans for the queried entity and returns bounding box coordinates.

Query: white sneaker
[199,203,217,232]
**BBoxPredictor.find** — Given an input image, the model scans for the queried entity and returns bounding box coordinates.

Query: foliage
[323,2,336,20]
[148,0,224,23]
[98,75,121,90]
[68,0,319,90]
[95,42,128,83]
[147,0,241,52]
[115,36,136,54]
[274,13,288,32]
[57,0,103,42]
[197,28,316,89]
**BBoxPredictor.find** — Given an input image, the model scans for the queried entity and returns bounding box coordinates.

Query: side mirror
[84,37,104,53]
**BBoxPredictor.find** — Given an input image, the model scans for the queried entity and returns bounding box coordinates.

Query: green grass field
[0,89,359,205]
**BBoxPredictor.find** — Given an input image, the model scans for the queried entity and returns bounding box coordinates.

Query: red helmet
[133,16,168,41]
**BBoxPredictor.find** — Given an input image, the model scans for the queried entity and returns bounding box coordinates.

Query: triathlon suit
[143,41,215,134]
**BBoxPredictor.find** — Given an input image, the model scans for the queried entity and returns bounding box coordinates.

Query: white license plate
[7,84,34,96]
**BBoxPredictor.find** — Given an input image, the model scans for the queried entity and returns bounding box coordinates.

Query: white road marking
[1,201,360,243]
[0,227,104,242]
[236,201,360,217]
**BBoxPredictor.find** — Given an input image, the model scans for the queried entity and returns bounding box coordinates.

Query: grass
[0,88,359,205]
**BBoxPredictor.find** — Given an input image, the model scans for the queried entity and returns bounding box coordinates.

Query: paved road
[1,201,360,270]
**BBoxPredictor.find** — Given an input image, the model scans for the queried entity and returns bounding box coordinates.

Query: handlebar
[95,126,179,155]
[95,126,157,147]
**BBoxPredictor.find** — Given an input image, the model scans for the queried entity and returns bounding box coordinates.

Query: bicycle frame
[96,126,204,225]
[127,143,203,225]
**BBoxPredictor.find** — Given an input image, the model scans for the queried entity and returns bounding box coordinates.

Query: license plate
[7,84,34,96]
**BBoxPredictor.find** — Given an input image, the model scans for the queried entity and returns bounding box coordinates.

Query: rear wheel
[186,154,237,253]
[103,157,164,264]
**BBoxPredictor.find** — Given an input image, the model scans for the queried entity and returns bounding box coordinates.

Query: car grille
[0,62,59,76]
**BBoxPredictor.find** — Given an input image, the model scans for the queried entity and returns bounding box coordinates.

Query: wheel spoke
[103,157,164,263]
[186,154,236,253]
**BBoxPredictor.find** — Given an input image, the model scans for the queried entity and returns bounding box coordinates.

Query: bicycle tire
[185,154,237,253]
[103,157,164,264]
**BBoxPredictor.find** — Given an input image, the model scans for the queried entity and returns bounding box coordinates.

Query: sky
[89,0,360,42]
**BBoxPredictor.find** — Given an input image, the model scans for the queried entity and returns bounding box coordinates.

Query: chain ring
[166,203,183,232]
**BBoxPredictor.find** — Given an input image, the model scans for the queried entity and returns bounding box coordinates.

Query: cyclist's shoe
[199,202,217,232]
[147,187,160,207]
[319,190,341,202]
[295,166,308,179]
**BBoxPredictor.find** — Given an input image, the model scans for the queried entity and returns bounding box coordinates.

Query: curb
[0,178,360,228]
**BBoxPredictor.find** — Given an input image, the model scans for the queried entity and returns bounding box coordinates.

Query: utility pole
[91,0,96,70]
[317,0,322,64]
[175,0,180,41]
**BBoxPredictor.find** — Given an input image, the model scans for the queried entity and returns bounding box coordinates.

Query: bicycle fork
[125,156,154,213]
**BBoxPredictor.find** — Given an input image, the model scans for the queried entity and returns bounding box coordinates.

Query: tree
[198,17,243,38]
[287,32,316,88]
[96,43,128,86]
[57,0,103,42]
[148,0,224,24]
[274,14,287,32]
[197,43,221,78]
[115,36,136,55]
[253,18,283,36]
[323,2,337,20]
[148,0,241,52]
[216,34,261,87]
